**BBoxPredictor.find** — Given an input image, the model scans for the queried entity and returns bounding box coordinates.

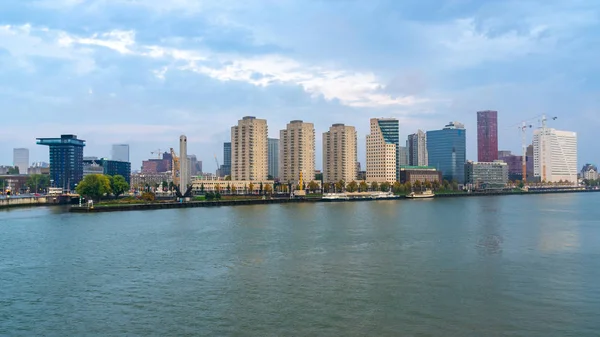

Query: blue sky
[1,0,599,172]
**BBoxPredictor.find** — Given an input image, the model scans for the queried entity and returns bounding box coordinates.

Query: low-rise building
[582,164,598,181]
[191,176,275,194]
[399,166,442,184]
[131,172,172,190]
[465,160,508,190]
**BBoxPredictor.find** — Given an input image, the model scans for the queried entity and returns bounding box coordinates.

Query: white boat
[406,190,435,199]
[322,193,350,200]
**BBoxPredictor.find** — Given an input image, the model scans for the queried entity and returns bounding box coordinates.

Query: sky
[1,0,599,173]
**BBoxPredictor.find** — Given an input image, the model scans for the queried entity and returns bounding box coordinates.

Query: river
[1,193,599,336]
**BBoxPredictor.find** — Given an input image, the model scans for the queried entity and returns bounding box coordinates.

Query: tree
[249,183,255,194]
[259,182,264,194]
[404,182,412,192]
[110,175,130,198]
[442,180,450,190]
[169,181,175,192]
[380,182,391,192]
[323,183,331,193]
[452,181,459,191]
[392,181,405,194]
[424,180,432,190]
[205,191,215,200]
[7,166,19,175]
[215,183,221,193]
[162,180,168,191]
[432,180,440,191]
[226,184,231,194]
[308,180,319,193]
[347,181,358,192]
[26,174,50,193]
[200,183,205,193]
[370,181,379,191]
[76,174,111,201]
[264,184,273,195]
[140,191,155,202]
[414,180,422,191]
[231,185,237,194]
[335,180,345,192]
[359,181,368,192]
[225,175,232,181]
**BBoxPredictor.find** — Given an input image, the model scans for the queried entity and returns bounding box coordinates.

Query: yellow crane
[170,148,180,187]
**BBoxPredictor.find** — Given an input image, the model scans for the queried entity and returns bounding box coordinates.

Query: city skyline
[1,1,599,169]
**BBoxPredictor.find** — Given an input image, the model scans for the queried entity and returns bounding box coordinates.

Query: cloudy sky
[1,0,599,172]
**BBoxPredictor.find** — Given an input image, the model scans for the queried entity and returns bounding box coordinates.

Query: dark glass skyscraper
[477,110,498,162]
[37,134,85,192]
[268,138,279,179]
[221,142,231,177]
[426,122,467,184]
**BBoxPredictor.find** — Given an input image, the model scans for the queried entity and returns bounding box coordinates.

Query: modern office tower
[111,144,129,162]
[366,118,398,183]
[219,142,231,177]
[465,160,509,189]
[323,123,357,184]
[280,120,315,185]
[231,116,268,181]
[477,110,498,162]
[398,146,409,166]
[268,138,279,179]
[179,135,189,188]
[12,148,29,175]
[533,128,577,183]
[407,130,428,166]
[427,122,467,184]
[188,155,198,176]
[36,134,86,192]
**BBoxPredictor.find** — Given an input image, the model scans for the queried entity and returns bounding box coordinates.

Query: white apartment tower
[533,127,577,183]
[13,148,29,175]
[408,130,428,166]
[280,120,315,185]
[231,116,269,181]
[366,118,398,183]
[323,124,357,184]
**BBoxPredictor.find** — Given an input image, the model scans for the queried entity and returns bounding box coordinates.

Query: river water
[1,193,600,336]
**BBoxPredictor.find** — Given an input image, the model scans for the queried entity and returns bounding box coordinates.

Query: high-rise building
[111,144,129,162]
[366,118,398,183]
[581,164,599,181]
[427,122,467,184]
[477,110,498,162]
[219,142,231,177]
[268,138,279,179]
[533,128,577,183]
[12,148,29,175]
[465,160,508,189]
[188,155,198,176]
[323,123,357,183]
[407,130,428,166]
[398,146,409,166]
[231,116,268,181]
[179,135,189,188]
[280,120,315,185]
[36,134,86,192]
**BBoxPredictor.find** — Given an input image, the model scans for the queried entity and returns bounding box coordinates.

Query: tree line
[75,174,130,201]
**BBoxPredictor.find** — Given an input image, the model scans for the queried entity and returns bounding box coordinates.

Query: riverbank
[69,188,599,213]
[0,195,77,210]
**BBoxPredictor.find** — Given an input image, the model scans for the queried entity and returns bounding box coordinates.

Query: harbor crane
[214,154,220,175]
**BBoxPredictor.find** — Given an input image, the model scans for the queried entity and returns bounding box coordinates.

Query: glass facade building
[465,160,508,189]
[83,158,132,184]
[268,138,279,180]
[220,142,231,177]
[426,122,467,184]
[477,110,498,162]
[37,135,85,192]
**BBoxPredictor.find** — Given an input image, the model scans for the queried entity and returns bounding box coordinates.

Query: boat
[406,190,435,199]
[322,193,350,200]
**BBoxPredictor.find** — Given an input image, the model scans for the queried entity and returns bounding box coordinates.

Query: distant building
[131,172,172,190]
[465,160,508,190]
[357,171,367,181]
[13,148,29,175]
[219,142,231,177]
[498,154,523,181]
[407,130,428,166]
[142,152,172,174]
[37,134,85,192]
[323,123,357,184]
[533,128,577,183]
[83,158,132,184]
[111,144,129,162]
[0,175,28,194]
[188,155,199,176]
[268,138,279,179]
[427,122,467,184]
[398,146,409,166]
[399,166,442,184]
[191,176,275,194]
[280,120,315,185]
[366,118,399,183]
[498,150,512,158]
[581,164,598,181]
[231,116,268,181]
[28,166,50,175]
[477,110,498,162]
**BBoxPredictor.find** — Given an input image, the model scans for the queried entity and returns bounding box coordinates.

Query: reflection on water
[1,194,600,336]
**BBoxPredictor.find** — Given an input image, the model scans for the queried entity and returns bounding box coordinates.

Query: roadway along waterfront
[1,193,600,335]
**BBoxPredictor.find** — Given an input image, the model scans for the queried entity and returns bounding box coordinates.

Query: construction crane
[214,154,220,175]
[151,149,162,159]
[170,148,180,187]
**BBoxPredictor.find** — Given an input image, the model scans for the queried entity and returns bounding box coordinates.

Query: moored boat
[406,190,435,199]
